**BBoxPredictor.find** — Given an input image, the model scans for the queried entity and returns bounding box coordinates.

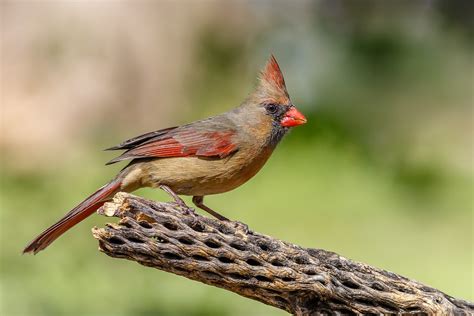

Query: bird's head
[253,55,307,129]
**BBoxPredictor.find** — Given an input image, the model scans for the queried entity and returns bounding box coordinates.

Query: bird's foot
[184,206,198,217]
[159,185,188,209]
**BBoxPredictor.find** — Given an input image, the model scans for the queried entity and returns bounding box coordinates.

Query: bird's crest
[257,55,290,105]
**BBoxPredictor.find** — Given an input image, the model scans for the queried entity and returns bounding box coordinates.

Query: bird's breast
[126,146,274,196]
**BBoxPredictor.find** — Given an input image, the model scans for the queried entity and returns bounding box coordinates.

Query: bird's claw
[184,206,197,217]
[172,200,196,216]
[174,200,188,209]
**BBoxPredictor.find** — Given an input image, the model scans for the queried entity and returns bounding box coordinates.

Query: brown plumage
[23,55,307,254]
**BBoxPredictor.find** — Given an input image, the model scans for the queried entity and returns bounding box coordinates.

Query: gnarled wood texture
[92,193,473,315]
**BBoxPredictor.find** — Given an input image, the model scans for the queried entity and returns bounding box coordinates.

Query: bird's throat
[267,122,289,147]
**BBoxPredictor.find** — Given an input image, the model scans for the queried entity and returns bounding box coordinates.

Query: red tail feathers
[23,179,122,254]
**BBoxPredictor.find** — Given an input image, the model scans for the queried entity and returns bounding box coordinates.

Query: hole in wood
[301,295,321,311]
[152,236,168,243]
[127,237,144,244]
[246,258,262,266]
[136,213,157,224]
[255,275,272,282]
[229,273,249,280]
[204,240,221,248]
[203,271,220,279]
[304,269,316,275]
[355,298,375,307]
[274,296,288,306]
[162,222,178,230]
[192,255,208,261]
[342,280,360,289]
[229,242,247,251]
[257,240,277,251]
[139,221,153,229]
[271,259,285,267]
[163,222,178,231]
[163,252,183,260]
[371,282,385,291]
[378,301,397,312]
[337,308,355,314]
[281,277,294,282]
[397,286,415,294]
[120,221,133,228]
[258,242,270,251]
[178,237,194,245]
[218,256,233,264]
[406,306,421,312]
[108,237,125,245]
[189,221,205,232]
[266,289,281,295]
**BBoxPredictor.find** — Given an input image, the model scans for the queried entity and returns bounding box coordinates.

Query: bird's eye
[266,104,278,114]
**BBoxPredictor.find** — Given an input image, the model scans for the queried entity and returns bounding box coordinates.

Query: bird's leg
[159,185,188,208]
[192,196,230,221]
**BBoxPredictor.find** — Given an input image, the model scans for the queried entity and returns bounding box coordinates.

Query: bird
[23,55,307,254]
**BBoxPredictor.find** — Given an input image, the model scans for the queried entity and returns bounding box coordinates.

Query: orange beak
[280,106,307,127]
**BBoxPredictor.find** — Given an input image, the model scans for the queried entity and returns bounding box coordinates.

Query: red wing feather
[105,126,178,150]
[106,129,238,164]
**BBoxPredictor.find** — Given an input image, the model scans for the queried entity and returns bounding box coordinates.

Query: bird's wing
[106,124,238,165]
[104,126,179,151]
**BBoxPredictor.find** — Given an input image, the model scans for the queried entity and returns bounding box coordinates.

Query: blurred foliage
[1,1,473,316]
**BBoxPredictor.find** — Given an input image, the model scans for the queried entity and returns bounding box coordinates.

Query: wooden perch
[92,193,473,315]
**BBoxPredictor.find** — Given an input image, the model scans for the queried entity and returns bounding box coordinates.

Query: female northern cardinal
[23,55,306,254]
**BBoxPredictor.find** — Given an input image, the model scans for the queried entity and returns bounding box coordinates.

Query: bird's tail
[23,179,122,255]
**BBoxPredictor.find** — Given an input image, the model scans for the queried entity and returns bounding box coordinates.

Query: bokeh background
[1,1,473,315]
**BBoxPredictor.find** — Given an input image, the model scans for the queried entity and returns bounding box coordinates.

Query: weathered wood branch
[92,193,473,315]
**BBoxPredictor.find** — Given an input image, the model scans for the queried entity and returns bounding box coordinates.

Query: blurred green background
[1,1,473,315]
